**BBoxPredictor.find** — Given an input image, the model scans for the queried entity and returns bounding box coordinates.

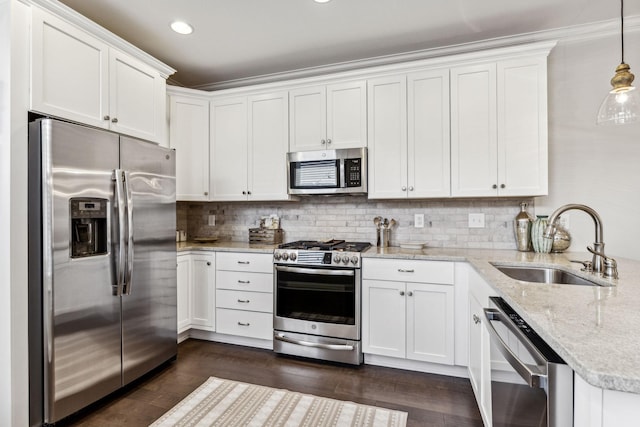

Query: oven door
[274,265,360,340]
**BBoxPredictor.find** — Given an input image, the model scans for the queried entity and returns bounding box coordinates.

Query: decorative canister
[531,215,553,253]
[551,218,572,253]
[513,202,533,252]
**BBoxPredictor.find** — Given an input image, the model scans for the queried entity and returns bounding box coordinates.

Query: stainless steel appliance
[28,118,177,426]
[287,147,367,195]
[273,240,371,365]
[484,297,573,427]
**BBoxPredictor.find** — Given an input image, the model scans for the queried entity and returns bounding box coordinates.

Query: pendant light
[596,0,640,125]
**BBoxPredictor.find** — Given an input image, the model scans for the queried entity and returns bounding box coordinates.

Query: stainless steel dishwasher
[484,297,573,427]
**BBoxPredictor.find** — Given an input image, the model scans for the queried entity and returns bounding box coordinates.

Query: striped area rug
[150,377,408,427]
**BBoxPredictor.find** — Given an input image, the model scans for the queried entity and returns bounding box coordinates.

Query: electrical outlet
[414,214,424,228]
[468,213,485,228]
[208,215,216,226]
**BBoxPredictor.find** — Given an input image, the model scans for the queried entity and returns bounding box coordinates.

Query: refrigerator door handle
[123,170,134,295]
[114,169,126,296]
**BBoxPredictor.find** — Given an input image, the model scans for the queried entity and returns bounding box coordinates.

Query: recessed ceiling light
[170,21,194,35]
[314,0,332,3]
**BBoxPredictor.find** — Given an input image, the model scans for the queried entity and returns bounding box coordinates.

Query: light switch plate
[414,214,424,228]
[208,215,216,226]
[468,213,485,228]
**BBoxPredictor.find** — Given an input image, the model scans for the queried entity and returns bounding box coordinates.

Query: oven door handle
[483,308,548,388]
[275,265,355,277]
[274,333,354,351]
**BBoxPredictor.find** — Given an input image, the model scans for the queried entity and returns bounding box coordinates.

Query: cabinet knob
[111,117,118,123]
[247,191,251,195]
[204,192,208,196]
[500,184,506,189]
[492,184,498,189]
[206,261,211,266]
[321,139,326,145]
[473,314,481,324]
[401,186,407,191]
[408,186,414,191]
[399,291,405,296]
[327,138,332,145]
[242,191,247,195]
[408,291,413,297]
[103,115,110,121]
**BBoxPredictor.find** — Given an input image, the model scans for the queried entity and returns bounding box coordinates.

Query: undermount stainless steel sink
[491,264,607,286]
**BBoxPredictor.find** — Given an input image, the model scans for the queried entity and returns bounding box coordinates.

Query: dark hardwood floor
[61,339,483,427]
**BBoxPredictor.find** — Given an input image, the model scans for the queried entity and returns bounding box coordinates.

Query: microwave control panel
[345,158,362,187]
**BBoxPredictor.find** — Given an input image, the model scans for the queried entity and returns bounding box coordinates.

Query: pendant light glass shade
[596,0,640,125]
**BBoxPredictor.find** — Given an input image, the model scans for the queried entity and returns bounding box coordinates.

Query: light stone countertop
[177,241,640,394]
[364,246,639,394]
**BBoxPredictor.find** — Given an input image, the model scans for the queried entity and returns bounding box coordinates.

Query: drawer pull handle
[238,280,251,284]
[237,261,250,265]
[473,314,481,324]
[238,322,250,326]
[398,269,415,273]
[237,299,250,303]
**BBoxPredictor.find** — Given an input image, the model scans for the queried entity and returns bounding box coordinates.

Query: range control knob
[342,255,349,264]
[274,252,282,261]
[282,252,289,261]
[333,255,341,264]
[289,252,297,261]
[351,256,358,265]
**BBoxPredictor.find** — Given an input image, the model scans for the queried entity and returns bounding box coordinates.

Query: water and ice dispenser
[70,198,108,258]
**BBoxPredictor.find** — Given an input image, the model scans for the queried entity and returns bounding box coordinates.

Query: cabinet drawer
[216,308,272,340]
[216,252,273,273]
[362,258,454,284]
[216,270,273,292]
[216,289,272,313]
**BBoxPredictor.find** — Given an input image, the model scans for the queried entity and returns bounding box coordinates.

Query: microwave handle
[339,158,346,189]
[483,307,548,388]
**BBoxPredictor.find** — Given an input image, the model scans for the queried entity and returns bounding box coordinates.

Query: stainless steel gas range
[273,240,371,365]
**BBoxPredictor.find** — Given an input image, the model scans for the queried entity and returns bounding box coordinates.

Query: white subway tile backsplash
[177,196,534,250]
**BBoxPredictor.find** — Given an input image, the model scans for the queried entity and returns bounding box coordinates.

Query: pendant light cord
[621,0,625,64]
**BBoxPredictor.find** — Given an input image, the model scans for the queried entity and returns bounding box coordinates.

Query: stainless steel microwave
[287,147,367,195]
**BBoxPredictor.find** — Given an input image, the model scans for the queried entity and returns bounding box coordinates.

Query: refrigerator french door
[28,118,177,426]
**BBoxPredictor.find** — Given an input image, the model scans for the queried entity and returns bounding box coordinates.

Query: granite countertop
[178,240,640,394]
[364,246,640,394]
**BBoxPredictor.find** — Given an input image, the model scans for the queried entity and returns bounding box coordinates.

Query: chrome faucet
[543,204,618,279]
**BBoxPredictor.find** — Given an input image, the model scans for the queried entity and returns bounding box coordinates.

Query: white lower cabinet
[362,259,455,365]
[215,252,273,341]
[176,252,216,333]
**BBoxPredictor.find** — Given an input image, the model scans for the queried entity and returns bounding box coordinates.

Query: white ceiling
[57,0,637,88]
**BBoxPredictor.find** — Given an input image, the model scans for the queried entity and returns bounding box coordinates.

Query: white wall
[536,30,640,261]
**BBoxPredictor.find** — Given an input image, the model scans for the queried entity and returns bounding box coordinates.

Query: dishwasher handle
[483,307,548,388]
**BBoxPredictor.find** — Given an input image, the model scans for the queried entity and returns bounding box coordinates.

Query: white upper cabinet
[248,91,290,201]
[451,55,548,197]
[210,92,291,201]
[31,7,168,144]
[289,81,367,151]
[169,94,210,201]
[210,97,248,201]
[367,70,450,199]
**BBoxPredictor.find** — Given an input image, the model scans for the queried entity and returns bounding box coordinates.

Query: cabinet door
[326,81,367,149]
[362,279,406,358]
[289,86,326,151]
[451,63,498,197]
[190,253,215,330]
[406,282,455,364]
[468,291,492,426]
[109,50,166,143]
[169,95,210,200]
[367,75,408,199]
[248,92,290,201]
[210,97,248,200]
[176,254,191,333]
[408,70,451,198]
[31,7,109,129]
[497,57,548,196]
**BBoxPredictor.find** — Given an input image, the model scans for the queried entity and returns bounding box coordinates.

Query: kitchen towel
[150,376,408,427]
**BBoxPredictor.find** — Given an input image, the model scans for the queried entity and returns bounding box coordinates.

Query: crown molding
[27,0,176,78]
[194,15,640,92]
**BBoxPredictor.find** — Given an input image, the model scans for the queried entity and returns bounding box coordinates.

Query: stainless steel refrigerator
[28,118,177,426]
